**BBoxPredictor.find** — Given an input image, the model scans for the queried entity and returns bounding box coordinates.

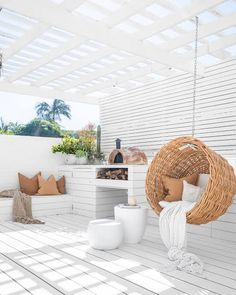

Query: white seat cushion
[0,194,72,221]
[182,181,204,202]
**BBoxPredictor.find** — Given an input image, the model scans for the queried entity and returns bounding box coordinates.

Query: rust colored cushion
[163,174,198,202]
[57,176,66,194]
[18,172,41,195]
[37,175,60,195]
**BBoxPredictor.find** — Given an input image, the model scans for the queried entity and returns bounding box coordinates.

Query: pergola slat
[0,0,235,102]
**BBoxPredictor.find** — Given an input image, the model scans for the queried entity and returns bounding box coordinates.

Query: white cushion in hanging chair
[197,174,209,189]
[182,181,204,203]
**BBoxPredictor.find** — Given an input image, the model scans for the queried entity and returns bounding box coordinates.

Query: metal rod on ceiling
[0,49,2,80]
[192,16,199,137]
[0,7,3,80]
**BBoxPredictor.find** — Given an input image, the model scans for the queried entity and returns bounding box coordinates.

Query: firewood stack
[97,168,128,180]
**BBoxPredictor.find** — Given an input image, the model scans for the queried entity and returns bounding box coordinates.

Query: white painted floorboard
[0,214,235,295]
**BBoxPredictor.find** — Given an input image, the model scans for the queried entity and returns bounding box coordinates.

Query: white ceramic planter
[64,154,77,165]
[76,156,88,165]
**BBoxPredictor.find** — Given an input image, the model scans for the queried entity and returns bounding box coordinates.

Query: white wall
[0,135,64,190]
[100,59,236,159]
[100,59,236,243]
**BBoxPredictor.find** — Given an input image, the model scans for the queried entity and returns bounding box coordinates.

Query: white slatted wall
[100,59,236,159]
[100,59,236,242]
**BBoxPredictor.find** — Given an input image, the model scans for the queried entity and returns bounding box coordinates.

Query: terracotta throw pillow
[162,174,198,202]
[57,176,66,194]
[37,175,60,195]
[18,172,41,195]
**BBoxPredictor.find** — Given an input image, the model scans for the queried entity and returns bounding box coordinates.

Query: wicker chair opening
[146,137,236,225]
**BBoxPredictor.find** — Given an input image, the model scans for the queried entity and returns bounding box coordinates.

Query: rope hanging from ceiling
[145,17,236,225]
[0,50,2,80]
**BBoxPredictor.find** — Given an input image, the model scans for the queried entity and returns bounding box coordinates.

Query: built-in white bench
[0,135,69,221]
[0,195,73,221]
[0,168,73,222]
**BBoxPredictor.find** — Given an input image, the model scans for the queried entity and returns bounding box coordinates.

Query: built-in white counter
[58,165,148,219]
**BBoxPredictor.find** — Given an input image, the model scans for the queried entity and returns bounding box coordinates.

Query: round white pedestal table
[114,205,148,243]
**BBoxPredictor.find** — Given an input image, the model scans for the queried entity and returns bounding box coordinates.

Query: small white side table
[114,205,148,243]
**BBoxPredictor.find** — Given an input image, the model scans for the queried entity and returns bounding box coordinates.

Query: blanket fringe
[168,247,204,274]
[159,201,204,275]
[14,216,45,224]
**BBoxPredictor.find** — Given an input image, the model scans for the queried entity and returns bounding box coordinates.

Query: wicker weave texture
[146,137,236,224]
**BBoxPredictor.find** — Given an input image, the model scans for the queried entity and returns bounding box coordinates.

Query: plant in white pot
[76,149,88,165]
[52,136,80,165]
[52,124,105,165]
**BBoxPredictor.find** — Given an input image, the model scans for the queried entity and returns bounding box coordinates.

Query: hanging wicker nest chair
[146,137,236,225]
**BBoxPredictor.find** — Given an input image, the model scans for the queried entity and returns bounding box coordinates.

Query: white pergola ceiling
[0,0,236,104]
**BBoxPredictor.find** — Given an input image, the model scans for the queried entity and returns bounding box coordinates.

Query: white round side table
[114,205,148,243]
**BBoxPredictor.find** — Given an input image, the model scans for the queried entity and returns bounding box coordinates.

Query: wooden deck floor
[0,214,235,295]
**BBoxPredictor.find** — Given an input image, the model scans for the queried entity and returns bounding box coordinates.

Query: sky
[0,91,100,130]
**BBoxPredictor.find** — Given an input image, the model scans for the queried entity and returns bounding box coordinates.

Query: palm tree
[35,99,71,122]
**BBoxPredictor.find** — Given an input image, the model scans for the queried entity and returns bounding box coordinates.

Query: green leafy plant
[88,151,105,163]
[79,124,96,153]
[0,130,13,135]
[0,117,23,135]
[52,136,82,154]
[52,124,105,163]
[76,149,87,158]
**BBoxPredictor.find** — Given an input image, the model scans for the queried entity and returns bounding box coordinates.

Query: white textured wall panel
[100,59,236,158]
[100,59,236,242]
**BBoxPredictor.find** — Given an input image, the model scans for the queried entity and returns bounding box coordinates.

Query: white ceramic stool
[88,219,123,250]
[114,205,148,243]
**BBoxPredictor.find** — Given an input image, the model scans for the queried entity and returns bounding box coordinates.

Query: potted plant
[83,125,105,164]
[76,149,88,165]
[89,151,105,164]
[91,125,105,164]
[52,125,105,165]
[52,136,81,164]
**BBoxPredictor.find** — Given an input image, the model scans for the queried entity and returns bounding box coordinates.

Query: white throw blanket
[159,201,204,274]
